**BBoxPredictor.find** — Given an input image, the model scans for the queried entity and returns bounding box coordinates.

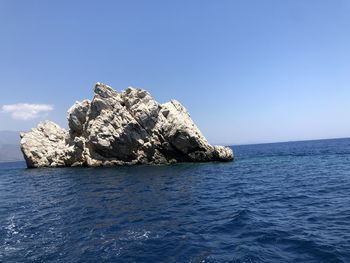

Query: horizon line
[0,130,349,147]
[226,136,350,147]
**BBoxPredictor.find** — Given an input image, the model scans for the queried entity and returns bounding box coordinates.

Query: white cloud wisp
[2,103,54,120]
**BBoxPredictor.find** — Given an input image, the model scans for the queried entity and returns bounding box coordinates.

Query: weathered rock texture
[20,83,233,168]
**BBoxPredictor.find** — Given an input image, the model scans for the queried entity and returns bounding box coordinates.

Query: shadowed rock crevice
[20,82,234,168]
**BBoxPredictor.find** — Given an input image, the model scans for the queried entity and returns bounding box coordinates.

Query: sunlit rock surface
[20,83,233,168]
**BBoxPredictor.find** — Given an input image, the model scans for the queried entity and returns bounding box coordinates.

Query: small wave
[208,209,250,234]
[118,229,158,241]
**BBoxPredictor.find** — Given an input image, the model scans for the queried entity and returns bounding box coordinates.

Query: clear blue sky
[0,0,349,145]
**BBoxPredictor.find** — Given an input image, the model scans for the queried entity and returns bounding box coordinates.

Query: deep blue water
[1,138,350,262]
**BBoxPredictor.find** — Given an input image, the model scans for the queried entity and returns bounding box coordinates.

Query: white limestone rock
[20,83,234,168]
[20,121,69,168]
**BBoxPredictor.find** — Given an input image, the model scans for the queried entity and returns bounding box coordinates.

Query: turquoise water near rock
[1,138,350,262]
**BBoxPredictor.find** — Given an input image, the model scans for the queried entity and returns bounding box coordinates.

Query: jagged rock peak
[20,82,234,168]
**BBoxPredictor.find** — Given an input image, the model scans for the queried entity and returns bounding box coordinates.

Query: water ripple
[1,138,350,262]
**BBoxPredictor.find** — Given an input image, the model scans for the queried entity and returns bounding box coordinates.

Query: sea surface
[1,138,350,262]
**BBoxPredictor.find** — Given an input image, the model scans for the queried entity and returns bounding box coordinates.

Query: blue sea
[1,138,350,262]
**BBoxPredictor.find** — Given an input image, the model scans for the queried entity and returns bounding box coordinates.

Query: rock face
[20,83,233,168]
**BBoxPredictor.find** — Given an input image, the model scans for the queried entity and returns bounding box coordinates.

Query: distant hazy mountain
[0,131,23,162]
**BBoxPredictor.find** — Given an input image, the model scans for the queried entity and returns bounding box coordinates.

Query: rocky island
[20,83,233,168]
